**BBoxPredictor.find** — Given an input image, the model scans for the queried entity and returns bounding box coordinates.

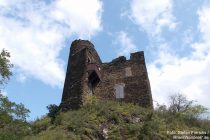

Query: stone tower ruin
[60,39,153,110]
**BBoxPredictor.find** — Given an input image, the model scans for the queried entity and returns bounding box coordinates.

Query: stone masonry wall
[60,39,153,110]
[94,52,153,108]
[60,40,102,110]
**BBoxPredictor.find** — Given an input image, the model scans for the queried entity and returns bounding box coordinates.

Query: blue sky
[0,0,210,120]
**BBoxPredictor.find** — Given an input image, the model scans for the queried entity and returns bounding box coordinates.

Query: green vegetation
[0,49,13,87]
[1,92,210,140]
[46,104,59,124]
[0,49,30,140]
[25,95,210,140]
[0,94,31,140]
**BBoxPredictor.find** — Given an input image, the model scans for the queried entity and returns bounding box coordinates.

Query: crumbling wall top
[130,51,145,64]
[104,51,145,66]
[71,39,94,48]
[70,39,95,55]
[111,56,126,63]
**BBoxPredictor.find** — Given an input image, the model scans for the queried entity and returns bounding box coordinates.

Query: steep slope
[25,99,210,140]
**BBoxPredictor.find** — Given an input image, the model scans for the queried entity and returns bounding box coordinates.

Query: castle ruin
[60,39,153,110]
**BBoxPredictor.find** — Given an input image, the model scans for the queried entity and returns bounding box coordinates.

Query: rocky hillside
[24,98,210,140]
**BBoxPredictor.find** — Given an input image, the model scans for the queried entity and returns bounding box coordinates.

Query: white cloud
[115,31,137,58]
[197,6,210,43]
[0,0,103,87]
[51,0,102,38]
[191,6,210,58]
[130,0,176,36]
[0,91,7,96]
[148,5,210,110]
[149,53,210,106]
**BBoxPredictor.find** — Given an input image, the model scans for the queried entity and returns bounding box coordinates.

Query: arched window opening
[88,71,100,95]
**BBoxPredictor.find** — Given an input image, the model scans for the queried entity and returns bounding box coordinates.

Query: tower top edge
[71,39,94,48]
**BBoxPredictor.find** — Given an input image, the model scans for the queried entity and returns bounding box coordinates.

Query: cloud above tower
[0,0,103,87]
[130,0,176,37]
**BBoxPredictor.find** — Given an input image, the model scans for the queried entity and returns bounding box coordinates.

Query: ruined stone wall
[60,39,153,110]
[94,52,153,108]
[60,40,102,110]
[82,42,102,104]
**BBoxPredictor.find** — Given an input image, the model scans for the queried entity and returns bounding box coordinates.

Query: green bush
[25,99,210,139]
[46,104,59,124]
[0,95,31,140]
[31,116,51,134]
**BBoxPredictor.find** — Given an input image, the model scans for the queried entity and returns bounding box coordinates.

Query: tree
[0,95,30,121]
[47,104,59,123]
[0,94,31,140]
[0,49,13,87]
[0,49,31,139]
[168,93,193,113]
[168,93,208,119]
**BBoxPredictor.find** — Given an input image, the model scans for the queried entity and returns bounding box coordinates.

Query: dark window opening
[88,71,100,88]
[87,57,91,63]
[87,62,101,95]
[88,71,100,95]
